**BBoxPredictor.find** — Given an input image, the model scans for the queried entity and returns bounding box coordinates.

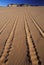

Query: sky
[0,0,44,6]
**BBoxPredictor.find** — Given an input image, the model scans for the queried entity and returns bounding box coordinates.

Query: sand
[0,6,44,65]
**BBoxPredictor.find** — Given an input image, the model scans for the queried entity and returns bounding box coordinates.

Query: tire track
[29,15,44,38]
[24,16,41,65]
[0,18,16,58]
[0,16,13,34]
[0,17,10,30]
[6,16,29,65]
[0,16,16,58]
[0,16,18,65]
[24,21,32,65]
[25,9,44,37]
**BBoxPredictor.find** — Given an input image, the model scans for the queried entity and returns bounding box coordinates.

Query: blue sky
[0,0,44,6]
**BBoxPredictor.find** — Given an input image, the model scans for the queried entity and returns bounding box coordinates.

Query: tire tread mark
[24,16,41,65]
[0,16,13,34]
[0,16,18,65]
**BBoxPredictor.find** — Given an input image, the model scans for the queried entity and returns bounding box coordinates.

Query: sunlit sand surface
[0,6,44,65]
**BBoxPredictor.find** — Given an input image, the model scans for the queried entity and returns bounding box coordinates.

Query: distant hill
[17,4,29,7]
[7,4,17,7]
[7,4,39,7]
[7,4,30,7]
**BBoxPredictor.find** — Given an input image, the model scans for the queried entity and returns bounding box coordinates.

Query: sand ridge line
[0,16,14,34]
[0,16,18,65]
[0,16,16,58]
[24,16,41,65]
[25,9,44,37]
[0,16,11,30]
[29,15,44,38]
[24,19,31,64]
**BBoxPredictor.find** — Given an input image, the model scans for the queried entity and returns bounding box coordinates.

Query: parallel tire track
[25,10,44,37]
[24,17,41,65]
[0,17,12,34]
[0,16,18,65]
[29,15,44,38]
[0,17,16,57]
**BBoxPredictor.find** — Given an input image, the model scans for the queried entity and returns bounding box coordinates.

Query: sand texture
[0,6,44,65]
